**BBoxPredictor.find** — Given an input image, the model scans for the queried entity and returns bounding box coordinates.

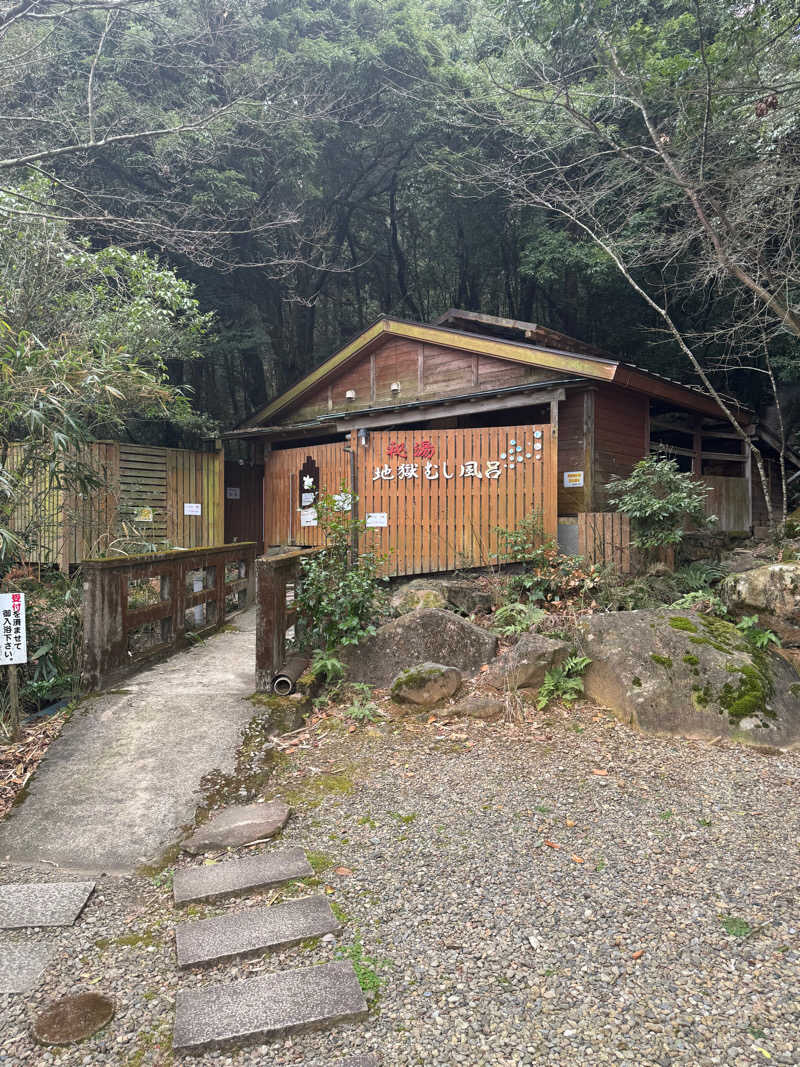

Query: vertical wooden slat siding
[263,425,557,577]
[7,442,223,568]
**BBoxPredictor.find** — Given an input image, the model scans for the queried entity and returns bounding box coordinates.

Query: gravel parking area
[1,703,798,1066]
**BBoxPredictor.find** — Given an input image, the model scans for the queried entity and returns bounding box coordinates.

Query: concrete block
[183,800,290,853]
[173,847,312,905]
[175,895,340,968]
[0,882,94,929]
[172,959,368,1052]
[0,943,55,993]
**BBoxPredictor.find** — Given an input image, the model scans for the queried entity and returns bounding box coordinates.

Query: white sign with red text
[0,592,27,664]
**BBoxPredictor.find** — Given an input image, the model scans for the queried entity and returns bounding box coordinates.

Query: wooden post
[6,664,20,742]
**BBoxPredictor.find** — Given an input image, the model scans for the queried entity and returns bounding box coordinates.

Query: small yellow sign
[133,506,154,522]
[563,471,584,488]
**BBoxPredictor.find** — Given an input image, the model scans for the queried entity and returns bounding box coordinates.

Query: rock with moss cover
[721,562,800,646]
[340,608,497,687]
[390,663,462,706]
[390,581,447,615]
[581,610,800,749]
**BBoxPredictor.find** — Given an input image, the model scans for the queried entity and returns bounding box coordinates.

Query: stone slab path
[172,959,368,1052]
[0,881,94,928]
[0,610,258,875]
[0,943,55,993]
[175,895,340,968]
[173,846,312,905]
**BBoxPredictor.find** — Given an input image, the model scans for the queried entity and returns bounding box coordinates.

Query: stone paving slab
[0,882,94,928]
[304,1056,381,1067]
[173,847,312,905]
[175,895,339,968]
[172,959,368,1052]
[0,943,55,993]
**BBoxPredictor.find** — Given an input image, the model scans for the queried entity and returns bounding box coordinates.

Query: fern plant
[736,615,780,649]
[536,654,591,711]
[310,648,346,684]
[492,601,546,637]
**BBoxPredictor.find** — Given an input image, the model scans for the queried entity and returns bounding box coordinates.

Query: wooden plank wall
[699,475,749,532]
[577,512,674,573]
[264,424,557,577]
[6,442,223,568]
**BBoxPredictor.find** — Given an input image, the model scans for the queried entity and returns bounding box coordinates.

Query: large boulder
[390,578,493,617]
[390,663,462,706]
[390,581,446,615]
[722,562,800,646]
[340,608,497,687]
[441,694,506,721]
[581,610,800,749]
[483,633,569,692]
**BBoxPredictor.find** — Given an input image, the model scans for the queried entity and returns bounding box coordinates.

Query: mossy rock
[581,610,800,749]
[390,663,462,707]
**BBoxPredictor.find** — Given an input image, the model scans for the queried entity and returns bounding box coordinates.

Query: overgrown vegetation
[536,655,591,711]
[296,492,387,651]
[606,457,715,553]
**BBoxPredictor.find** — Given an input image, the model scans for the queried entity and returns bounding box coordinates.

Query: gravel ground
[1,702,798,1066]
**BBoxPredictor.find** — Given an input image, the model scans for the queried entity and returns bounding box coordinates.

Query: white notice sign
[301,492,315,507]
[563,471,584,488]
[0,592,27,665]
[226,487,240,500]
[365,512,388,528]
[300,508,318,527]
[184,502,202,515]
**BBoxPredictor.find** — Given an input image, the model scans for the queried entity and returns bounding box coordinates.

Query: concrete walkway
[0,610,258,875]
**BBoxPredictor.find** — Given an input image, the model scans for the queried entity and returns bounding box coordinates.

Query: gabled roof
[239,314,747,428]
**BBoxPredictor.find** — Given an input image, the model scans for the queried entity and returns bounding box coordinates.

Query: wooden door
[263,423,557,576]
[224,461,265,549]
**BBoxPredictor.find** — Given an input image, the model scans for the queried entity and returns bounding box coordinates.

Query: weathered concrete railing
[255,548,319,691]
[82,542,257,690]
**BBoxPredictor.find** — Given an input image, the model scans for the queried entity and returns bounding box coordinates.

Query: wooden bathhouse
[224,310,795,576]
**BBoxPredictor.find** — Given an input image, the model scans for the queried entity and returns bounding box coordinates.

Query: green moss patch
[650,653,673,669]
[668,616,698,633]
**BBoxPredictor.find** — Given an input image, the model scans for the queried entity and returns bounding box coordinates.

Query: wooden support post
[6,664,20,742]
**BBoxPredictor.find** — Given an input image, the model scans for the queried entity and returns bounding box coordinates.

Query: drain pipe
[272,653,309,696]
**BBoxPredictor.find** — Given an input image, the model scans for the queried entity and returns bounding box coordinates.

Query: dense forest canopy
[0,0,798,441]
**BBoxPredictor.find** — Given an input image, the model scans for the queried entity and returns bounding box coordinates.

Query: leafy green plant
[493,510,545,562]
[674,561,726,592]
[335,936,384,998]
[297,490,386,650]
[720,915,752,938]
[536,654,591,710]
[345,683,379,723]
[492,601,546,637]
[606,456,715,551]
[310,648,346,684]
[736,615,780,649]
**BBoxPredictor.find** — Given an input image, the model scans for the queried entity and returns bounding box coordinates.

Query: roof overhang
[238,315,750,430]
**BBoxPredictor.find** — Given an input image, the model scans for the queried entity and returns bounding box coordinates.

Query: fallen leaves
[631,950,645,960]
[565,819,576,828]
[0,712,68,821]
[334,866,353,876]
[592,769,609,776]
[571,855,584,864]
[544,840,560,849]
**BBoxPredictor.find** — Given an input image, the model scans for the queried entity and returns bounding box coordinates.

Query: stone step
[304,1056,381,1067]
[172,959,368,1052]
[175,895,340,968]
[0,882,94,929]
[0,943,55,994]
[173,847,312,905]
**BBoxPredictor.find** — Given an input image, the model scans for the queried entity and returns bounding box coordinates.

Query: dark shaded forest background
[1,0,798,439]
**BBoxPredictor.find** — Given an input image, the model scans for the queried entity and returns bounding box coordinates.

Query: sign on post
[1,592,27,665]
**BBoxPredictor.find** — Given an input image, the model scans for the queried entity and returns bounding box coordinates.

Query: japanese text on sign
[373,460,501,481]
[0,592,27,665]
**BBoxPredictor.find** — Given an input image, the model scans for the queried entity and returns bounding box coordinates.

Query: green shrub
[492,601,546,637]
[670,590,728,616]
[736,614,780,650]
[296,491,387,650]
[536,654,591,710]
[605,456,715,551]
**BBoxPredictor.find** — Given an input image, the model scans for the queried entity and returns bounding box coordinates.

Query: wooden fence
[265,424,558,577]
[7,441,224,570]
[255,548,319,691]
[81,542,256,690]
[577,512,674,573]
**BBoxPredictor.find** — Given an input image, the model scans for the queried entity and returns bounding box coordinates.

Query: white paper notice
[226,487,240,500]
[300,508,318,527]
[184,502,202,515]
[0,592,27,664]
[365,512,388,528]
[301,492,315,507]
